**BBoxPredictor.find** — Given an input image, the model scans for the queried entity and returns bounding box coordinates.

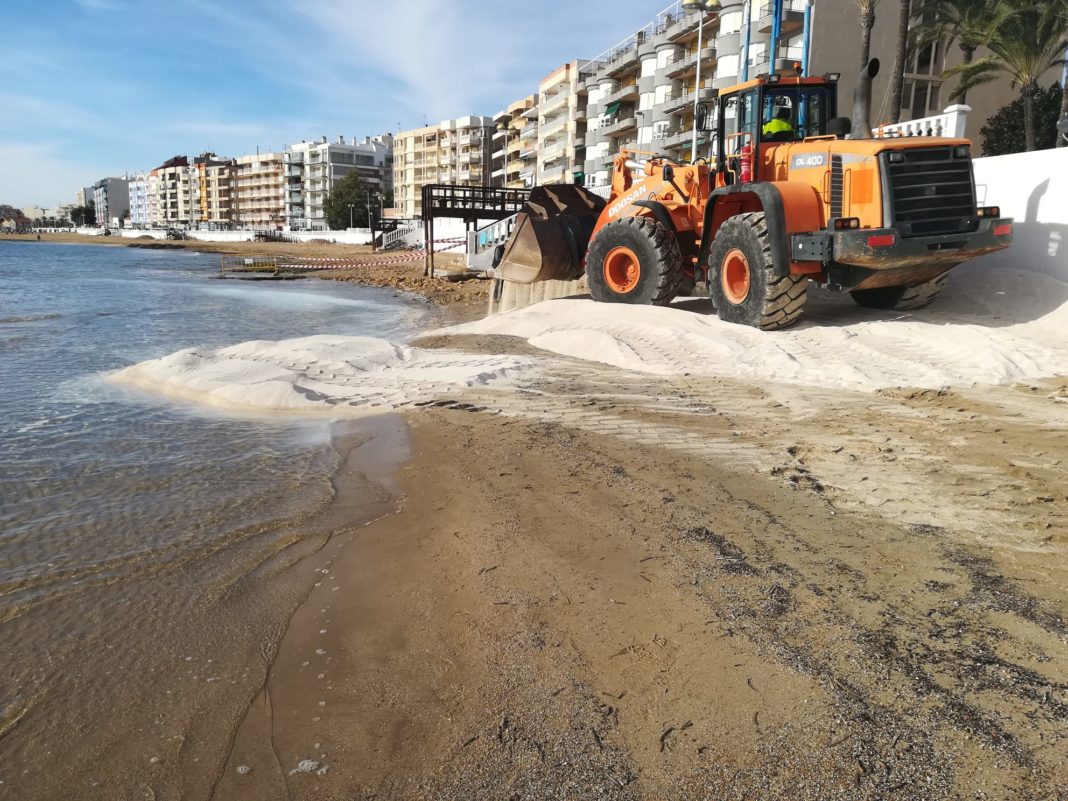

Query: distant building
[128,174,150,227]
[153,156,193,227]
[492,95,538,189]
[233,152,285,229]
[92,177,130,226]
[21,205,45,221]
[392,117,495,218]
[284,135,394,230]
[537,61,588,185]
[193,153,236,229]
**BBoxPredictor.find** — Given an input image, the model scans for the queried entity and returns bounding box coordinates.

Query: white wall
[969,147,1068,283]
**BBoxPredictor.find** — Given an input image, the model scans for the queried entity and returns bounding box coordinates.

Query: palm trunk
[860,10,875,69]
[1059,80,1068,147]
[1022,82,1037,152]
[888,0,911,123]
[958,45,973,104]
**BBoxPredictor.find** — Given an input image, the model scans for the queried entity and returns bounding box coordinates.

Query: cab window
[761,87,835,142]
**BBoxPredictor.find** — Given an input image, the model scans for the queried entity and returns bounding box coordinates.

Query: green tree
[70,200,95,226]
[910,0,1011,103]
[856,0,880,69]
[980,82,1064,154]
[888,0,912,123]
[323,172,373,230]
[944,0,1068,151]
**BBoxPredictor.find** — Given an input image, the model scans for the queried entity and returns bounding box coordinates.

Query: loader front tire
[850,271,952,311]
[709,212,807,330]
[586,216,682,306]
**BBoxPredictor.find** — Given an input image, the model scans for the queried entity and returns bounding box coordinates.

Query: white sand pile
[446,264,1068,391]
[110,335,535,414]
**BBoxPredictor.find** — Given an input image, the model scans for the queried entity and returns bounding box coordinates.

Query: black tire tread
[712,212,808,330]
[850,272,951,311]
[586,216,683,306]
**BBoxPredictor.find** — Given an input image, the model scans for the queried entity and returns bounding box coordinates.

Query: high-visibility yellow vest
[762,118,793,136]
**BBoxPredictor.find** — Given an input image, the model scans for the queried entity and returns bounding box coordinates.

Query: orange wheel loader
[494,59,1014,330]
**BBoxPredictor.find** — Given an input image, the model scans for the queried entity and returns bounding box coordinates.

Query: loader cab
[699,75,839,186]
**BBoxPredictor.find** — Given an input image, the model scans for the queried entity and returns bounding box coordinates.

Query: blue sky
[1,0,663,207]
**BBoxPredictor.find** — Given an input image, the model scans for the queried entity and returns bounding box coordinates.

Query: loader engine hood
[494,185,607,285]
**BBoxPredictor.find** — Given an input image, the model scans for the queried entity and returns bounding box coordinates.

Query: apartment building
[154,156,194,227]
[285,135,393,230]
[492,95,538,189]
[537,61,588,185]
[807,0,1056,144]
[233,152,285,229]
[392,116,495,218]
[91,177,130,226]
[128,173,150,227]
[193,153,236,229]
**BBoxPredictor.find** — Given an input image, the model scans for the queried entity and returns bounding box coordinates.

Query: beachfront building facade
[491,95,538,190]
[128,173,150,227]
[284,135,394,230]
[153,156,193,228]
[192,154,236,229]
[91,177,131,226]
[392,116,495,218]
[537,62,588,185]
[233,152,285,230]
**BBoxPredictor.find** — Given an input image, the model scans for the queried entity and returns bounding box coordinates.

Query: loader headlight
[977,206,1000,218]
[952,145,970,159]
[887,151,905,163]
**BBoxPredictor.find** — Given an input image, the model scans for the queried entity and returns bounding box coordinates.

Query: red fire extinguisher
[739,141,753,183]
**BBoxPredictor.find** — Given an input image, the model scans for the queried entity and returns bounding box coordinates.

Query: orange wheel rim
[603,246,641,294]
[721,248,751,304]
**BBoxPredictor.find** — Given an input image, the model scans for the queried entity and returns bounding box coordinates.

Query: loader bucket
[495,185,607,284]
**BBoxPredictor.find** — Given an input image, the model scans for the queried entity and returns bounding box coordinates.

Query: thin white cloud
[0,141,112,207]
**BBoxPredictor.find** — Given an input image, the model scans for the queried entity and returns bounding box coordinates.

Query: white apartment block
[92,177,130,226]
[128,173,150,227]
[392,116,495,218]
[233,152,285,229]
[536,61,588,185]
[582,1,806,187]
[284,135,394,231]
[492,95,538,189]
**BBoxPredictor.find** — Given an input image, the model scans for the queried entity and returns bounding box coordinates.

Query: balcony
[537,165,567,183]
[540,92,568,116]
[602,115,637,137]
[605,44,640,76]
[758,1,806,34]
[521,123,538,139]
[655,53,683,79]
[602,82,640,105]
[663,87,716,114]
[541,142,567,163]
[539,116,568,140]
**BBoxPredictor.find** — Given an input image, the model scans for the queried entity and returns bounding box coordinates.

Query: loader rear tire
[709,212,807,330]
[586,216,683,306]
[850,271,952,311]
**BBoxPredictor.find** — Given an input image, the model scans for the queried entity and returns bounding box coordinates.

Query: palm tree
[944,0,1068,151]
[910,0,1010,104]
[856,0,880,69]
[887,0,912,123]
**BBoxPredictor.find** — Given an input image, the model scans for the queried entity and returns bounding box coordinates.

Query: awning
[603,101,622,117]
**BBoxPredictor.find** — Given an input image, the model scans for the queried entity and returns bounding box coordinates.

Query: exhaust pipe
[849,58,880,140]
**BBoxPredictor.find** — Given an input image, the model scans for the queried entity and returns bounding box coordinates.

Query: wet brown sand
[0,416,409,801]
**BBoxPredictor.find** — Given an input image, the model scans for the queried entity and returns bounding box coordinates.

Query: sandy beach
[5,238,1067,799]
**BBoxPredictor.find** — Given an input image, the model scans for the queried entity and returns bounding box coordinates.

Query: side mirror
[696,103,713,132]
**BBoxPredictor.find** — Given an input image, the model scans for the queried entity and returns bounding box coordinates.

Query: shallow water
[0,242,425,798]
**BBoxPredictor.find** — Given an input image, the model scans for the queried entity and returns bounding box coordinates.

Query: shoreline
[0,232,492,315]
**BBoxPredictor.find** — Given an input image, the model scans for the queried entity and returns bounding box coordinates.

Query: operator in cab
[762,106,794,140]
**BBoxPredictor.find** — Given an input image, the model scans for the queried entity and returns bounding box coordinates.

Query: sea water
[0,242,427,798]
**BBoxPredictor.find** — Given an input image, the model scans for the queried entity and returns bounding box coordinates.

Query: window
[759,87,836,141]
